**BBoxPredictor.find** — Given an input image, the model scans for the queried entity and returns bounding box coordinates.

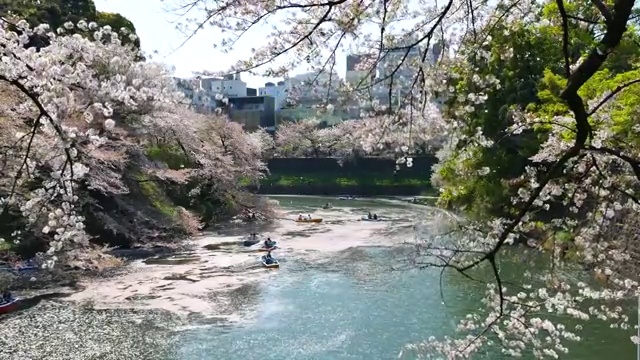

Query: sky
[94,0,348,89]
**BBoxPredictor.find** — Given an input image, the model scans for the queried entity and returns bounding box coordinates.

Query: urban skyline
[173,43,446,132]
[179,41,446,93]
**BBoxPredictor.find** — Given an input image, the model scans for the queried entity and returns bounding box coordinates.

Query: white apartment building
[257,71,341,110]
[287,71,342,106]
[173,77,214,109]
[173,74,251,111]
[289,71,341,93]
[258,81,287,109]
[200,74,247,98]
[346,69,374,86]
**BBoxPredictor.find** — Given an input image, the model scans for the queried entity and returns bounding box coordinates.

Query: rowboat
[256,241,277,252]
[243,235,262,247]
[0,265,37,273]
[295,218,323,223]
[361,216,382,222]
[337,196,356,200]
[243,239,260,247]
[261,256,280,269]
[0,298,19,315]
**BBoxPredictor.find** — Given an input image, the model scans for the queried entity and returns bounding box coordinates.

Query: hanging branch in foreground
[168,0,640,357]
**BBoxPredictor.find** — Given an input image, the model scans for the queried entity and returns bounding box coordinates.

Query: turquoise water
[172,196,636,360]
[174,254,480,359]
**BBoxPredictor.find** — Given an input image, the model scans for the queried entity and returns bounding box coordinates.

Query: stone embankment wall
[250,156,437,196]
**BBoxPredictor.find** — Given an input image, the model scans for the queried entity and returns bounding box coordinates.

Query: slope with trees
[0,18,273,275]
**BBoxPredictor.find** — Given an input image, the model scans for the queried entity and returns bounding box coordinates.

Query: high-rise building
[431,39,445,63]
[346,54,376,86]
[346,54,364,71]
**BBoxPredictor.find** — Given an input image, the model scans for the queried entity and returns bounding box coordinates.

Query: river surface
[0,195,636,359]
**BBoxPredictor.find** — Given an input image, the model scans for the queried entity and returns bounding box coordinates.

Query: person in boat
[264,237,274,248]
[307,214,312,220]
[264,251,275,264]
[1,290,12,305]
[373,214,378,220]
[298,214,303,221]
[367,212,372,219]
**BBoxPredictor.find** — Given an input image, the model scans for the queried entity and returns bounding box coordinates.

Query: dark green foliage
[0,0,140,48]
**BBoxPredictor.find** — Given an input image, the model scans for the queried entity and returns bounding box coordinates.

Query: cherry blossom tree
[275,119,354,157]
[170,0,640,357]
[345,103,447,157]
[0,18,172,267]
[274,108,444,159]
[247,128,276,159]
[0,18,273,270]
[142,108,267,183]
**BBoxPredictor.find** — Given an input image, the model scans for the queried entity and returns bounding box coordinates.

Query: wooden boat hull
[0,299,19,315]
[243,239,261,247]
[261,258,280,269]
[361,216,381,222]
[295,218,323,223]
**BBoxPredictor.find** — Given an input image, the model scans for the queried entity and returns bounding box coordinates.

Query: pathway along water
[0,196,636,359]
